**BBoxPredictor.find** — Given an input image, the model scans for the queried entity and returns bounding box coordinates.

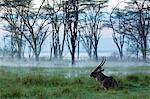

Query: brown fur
[91,72,118,90]
[90,58,118,90]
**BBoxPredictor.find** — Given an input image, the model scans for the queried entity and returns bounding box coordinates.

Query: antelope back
[101,76,118,90]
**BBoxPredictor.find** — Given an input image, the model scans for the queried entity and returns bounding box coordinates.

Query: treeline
[0,0,149,64]
[109,0,150,61]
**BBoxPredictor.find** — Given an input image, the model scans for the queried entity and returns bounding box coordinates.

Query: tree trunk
[93,40,98,61]
[143,45,147,61]
[119,50,123,60]
[142,37,147,61]
[71,41,76,65]
[50,46,52,60]
[34,40,39,61]
[77,40,79,59]
[35,52,39,61]
[93,46,98,61]
[136,43,139,60]
[89,39,93,59]
[17,37,22,59]
[71,53,75,65]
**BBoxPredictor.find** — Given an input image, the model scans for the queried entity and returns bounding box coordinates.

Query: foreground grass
[0,67,150,99]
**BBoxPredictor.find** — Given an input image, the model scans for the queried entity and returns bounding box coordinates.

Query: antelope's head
[90,58,106,79]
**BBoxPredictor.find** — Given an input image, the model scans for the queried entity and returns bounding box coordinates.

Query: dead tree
[64,0,79,65]
[44,0,65,59]
[2,0,50,61]
[130,0,150,61]
[78,15,93,59]
[79,0,108,60]
[126,36,140,60]
[116,0,150,61]
[90,58,118,90]
[0,0,27,59]
[110,8,125,60]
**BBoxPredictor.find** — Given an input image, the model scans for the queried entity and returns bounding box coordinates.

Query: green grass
[0,66,150,99]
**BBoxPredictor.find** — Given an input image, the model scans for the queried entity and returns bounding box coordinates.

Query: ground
[0,66,150,99]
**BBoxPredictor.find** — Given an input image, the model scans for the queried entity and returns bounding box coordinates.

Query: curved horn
[99,57,106,68]
[93,57,106,72]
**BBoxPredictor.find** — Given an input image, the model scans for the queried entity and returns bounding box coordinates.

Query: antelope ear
[101,69,104,72]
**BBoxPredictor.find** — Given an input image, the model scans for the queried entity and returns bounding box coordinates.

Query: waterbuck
[90,58,118,90]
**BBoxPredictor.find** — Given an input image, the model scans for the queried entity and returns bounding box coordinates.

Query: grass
[0,66,150,99]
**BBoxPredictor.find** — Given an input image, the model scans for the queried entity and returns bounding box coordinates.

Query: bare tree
[110,8,125,60]
[79,0,108,60]
[19,0,50,61]
[78,17,93,59]
[1,0,50,61]
[0,0,27,59]
[123,0,150,61]
[64,0,79,65]
[112,33,125,60]
[44,0,65,59]
[2,35,12,57]
[126,36,140,60]
[109,0,150,61]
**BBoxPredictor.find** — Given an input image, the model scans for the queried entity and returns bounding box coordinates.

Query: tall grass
[0,67,150,99]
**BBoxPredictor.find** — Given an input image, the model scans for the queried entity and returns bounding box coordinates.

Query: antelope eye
[90,72,93,77]
[90,72,98,78]
[90,72,95,77]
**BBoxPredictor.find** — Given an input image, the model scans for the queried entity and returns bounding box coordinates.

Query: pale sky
[107,0,129,11]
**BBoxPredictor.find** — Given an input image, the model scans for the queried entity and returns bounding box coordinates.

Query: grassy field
[0,66,150,99]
